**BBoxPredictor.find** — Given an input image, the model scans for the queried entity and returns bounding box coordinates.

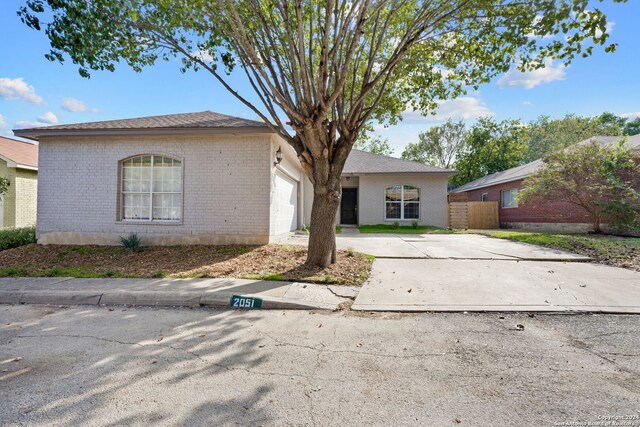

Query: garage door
[274,171,298,234]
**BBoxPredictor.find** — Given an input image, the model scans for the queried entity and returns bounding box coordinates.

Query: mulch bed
[0,244,372,286]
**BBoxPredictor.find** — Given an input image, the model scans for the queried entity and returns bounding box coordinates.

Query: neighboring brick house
[0,136,38,228]
[15,111,453,245]
[451,135,640,232]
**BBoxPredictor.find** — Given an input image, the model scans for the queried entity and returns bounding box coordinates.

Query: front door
[340,188,358,225]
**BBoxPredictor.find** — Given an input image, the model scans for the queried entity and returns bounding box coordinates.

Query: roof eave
[13,126,274,141]
[343,170,456,176]
[452,174,532,193]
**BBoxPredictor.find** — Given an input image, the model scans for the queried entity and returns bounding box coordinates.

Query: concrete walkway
[0,277,357,310]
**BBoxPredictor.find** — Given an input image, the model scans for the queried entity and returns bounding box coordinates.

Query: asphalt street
[1,305,639,426]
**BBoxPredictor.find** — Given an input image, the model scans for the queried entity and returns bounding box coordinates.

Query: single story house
[0,136,38,228]
[451,135,640,232]
[15,111,454,245]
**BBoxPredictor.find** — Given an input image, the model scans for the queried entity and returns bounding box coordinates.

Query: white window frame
[481,192,489,202]
[120,155,183,223]
[384,185,420,220]
[501,189,519,209]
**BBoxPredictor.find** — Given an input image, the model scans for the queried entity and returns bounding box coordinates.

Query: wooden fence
[448,194,499,229]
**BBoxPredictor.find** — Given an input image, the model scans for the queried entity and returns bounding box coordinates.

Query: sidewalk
[0,277,358,310]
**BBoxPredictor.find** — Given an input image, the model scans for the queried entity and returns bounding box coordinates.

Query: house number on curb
[230,295,263,309]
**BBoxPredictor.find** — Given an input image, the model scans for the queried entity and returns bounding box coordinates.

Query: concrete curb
[0,290,338,311]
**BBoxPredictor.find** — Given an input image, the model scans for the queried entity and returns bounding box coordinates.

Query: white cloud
[496,59,566,89]
[192,50,214,63]
[402,97,494,123]
[61,97,98,113]
[0,77,44,104]
[37,111,58,124]
[595,21,615,38]
[621,112,640,119]
[0,115,7,130]
[14,120,50,129]
[522,101,533,107]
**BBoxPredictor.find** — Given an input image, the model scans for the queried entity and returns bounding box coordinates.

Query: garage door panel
[274,171,298,234]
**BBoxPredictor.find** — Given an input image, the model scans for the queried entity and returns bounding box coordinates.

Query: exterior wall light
[275,147,283,165]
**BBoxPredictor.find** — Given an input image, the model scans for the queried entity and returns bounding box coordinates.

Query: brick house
[451,135,640,232]
[14,111,454,245]
[0,136,38,228]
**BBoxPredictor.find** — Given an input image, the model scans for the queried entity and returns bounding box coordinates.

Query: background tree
[354,135,394,156]
[19,0,622,266]
[524,113,623,163]
[401,119,466,169]
[451,118,527,186]
[624,117,640,136]
[519,140,640,233]
[0,178,9,196]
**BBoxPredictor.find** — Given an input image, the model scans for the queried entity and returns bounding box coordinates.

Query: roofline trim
[13,126,274,141]
[0,154,38,171]
[452,173,532,193]
[343,171,456,176]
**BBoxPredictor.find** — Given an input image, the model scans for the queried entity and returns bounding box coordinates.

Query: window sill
[116,220,183,226]
[500,206,519,209]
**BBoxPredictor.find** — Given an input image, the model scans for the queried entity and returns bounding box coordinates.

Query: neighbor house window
[121,155,182,221]
[385,185,420,220]
[501,189,519,209]
[481,192,489,202]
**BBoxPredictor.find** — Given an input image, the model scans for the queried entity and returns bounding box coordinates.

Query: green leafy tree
[19,0,622,267]
[596,112,627,135]
[624,117,640,136]
[401,119,466,169]
[354,135,393,156]
[519,140,640,233]
[451,118,528,187]
[524,114,624,163]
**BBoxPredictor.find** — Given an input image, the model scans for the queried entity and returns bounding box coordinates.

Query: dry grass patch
[0,244,373,286]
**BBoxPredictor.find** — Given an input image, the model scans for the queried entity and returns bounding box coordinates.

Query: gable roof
[344,149,455,175]
[452,134,640,193]
[14,111,270,141]
[0,136,38,170]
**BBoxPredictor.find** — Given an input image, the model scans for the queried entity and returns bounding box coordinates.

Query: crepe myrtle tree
[19,0,622,267]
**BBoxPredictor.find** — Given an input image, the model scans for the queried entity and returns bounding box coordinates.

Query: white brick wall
[37,134,273,245]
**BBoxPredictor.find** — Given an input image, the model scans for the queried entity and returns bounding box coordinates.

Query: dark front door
[341,188,358,225]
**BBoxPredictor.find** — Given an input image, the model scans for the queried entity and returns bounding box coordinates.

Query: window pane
[404,202,419,219]
[386,186,402,201]
[511,189,519,207]
[386,202,401,219]
[403,186,420,202]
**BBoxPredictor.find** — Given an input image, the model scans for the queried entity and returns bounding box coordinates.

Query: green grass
[43,266,128,278]
[0,267,27,277]
[359,224,452,234]
[0,226,36,251]
[472,229,640,265]
[242,273,287,281]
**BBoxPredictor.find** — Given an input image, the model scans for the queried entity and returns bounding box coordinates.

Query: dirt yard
[0,244,373,285]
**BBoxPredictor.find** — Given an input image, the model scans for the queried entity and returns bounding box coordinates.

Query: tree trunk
[592,214,602,234]
[306,186,341,268]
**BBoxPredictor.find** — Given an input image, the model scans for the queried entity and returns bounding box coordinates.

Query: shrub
[120,233,142,252]
[391,221,400,229]
[411,220,419,229]
[0,226,36,251]
[346,247,355,257]
[151,270,166,278]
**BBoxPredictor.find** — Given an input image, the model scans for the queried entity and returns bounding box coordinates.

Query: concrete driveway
[285,232,640,313]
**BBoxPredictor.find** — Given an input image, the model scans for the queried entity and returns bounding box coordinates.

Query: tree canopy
[401,119,466,169]
[19,0,624,266]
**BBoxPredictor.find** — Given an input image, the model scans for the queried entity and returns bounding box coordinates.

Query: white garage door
[274,171,298,234]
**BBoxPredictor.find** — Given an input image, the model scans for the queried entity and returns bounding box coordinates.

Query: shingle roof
[344,149,455,174]
[452,134,640,193]
[0,136,38,169]
[14,111,269,140]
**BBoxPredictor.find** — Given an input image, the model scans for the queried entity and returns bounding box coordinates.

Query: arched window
[121,155,182,221]
[385,185,419,220]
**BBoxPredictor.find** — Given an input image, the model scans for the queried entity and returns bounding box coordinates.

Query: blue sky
[1,0,638,155]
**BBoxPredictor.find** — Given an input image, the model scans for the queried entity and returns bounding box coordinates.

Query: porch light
[275,147,283,165]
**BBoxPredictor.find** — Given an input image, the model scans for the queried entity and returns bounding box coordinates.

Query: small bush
[391,221,400,229]
[151,270,166,278]
[120,233,142,252]
[347,247,355,257]
[0,226,36,251]
[411,220,419,229]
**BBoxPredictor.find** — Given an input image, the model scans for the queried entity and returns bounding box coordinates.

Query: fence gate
[448,194,499,229]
